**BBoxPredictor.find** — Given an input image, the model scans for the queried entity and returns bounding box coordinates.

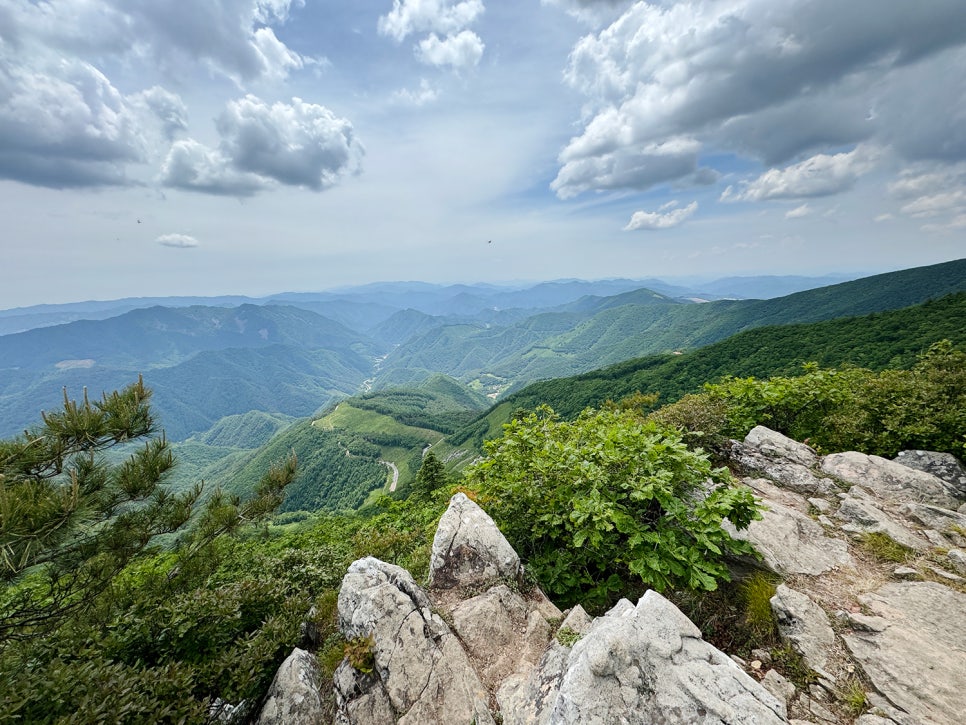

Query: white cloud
[554,0,966,199]
[785,203,812,219]
[160,139,266,196]
[416,31,484,70]
[161,96,363,195]
[5,1,310,85]
[378,0,484,42]
[391,79,440,106]
[0,56,158,187]
[721,145,880,202]
[553,136,700,199]
[542,0,633,28]
[623,200,697,231]
[887,162,966,230]
[157,233,199,248]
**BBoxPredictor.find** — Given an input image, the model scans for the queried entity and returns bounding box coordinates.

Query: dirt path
[380,460,399,492]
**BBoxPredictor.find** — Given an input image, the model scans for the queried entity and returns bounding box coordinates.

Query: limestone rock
[546,591,787,724]
[821,452,960,509]
[730,437,835,496]
[835,489,929,551]
[497,605,594,725]
[429,492,520,590]
[841,582,966,725]
[761,669,796,707]
[335,557,490,724]
[745,426,820,468]
[898,502,966,535]
[256,648,325,725]
[894,450,966,499]
[949,549,966,576]
[770,585,836,680]
[451,584,551,690]
[724,499,853,575]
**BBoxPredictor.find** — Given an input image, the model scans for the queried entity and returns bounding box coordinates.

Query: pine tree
[0,378,295,642]
[411,450,448,500]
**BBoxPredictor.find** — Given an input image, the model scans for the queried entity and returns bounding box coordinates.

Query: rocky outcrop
[894,450,966,499]
[822,452,961,509]
[334,557,492,724]
[332,493,786,724]
[261,427,966,724]
[770,585,836,680]
[256,648,325,725]
[840,582,966,725]
[429,491,521,590]
[725,428,966,725]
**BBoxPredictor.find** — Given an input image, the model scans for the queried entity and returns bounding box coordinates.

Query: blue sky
[2,0,965,309]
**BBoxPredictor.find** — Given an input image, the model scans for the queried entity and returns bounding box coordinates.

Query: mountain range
[1,261,963,445]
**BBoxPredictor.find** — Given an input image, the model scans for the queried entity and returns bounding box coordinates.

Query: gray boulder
[546,591,788,724]
[335,557,491,724]
[257,648,325,725]
[898,502,966,538]
[724,498,853,575]
[821,452,960,509]
[841,582,966,725]
[835,488,930,551]
[894,450,966,499]
[770,585,836,680]
[745,426,820,468]
[450,583,553,690]
[730,435,835,496]
[497,605,595,725]
[429,492,520,590]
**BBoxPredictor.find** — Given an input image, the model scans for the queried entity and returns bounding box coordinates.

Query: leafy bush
[679,340,966,458]
[465,405,761,609]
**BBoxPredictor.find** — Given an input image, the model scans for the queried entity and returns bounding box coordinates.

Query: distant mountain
[0,295,260,336]
[0,304,380,371]
[689,274,855,300]
[374,258,966,395]
[447,290,966,453]
[0,304,380,440]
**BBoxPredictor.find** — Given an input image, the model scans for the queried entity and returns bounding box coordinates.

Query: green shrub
[465,405,761,610]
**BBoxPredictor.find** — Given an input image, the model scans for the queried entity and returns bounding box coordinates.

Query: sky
[1,0,965,309]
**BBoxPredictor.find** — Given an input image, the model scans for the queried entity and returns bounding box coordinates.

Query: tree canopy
[0,378,295,642]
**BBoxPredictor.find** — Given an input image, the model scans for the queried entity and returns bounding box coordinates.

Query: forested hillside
[374,258,966,393]
[447,291,966,452]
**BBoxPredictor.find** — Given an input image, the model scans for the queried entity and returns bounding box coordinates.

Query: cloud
[623,200,697,231]
[543,1,633,28]
[887,162,966,230]
[554,0,966,199]
[5,1,310,85]
[0,56,153,188]
[379,0,486,74]
[785,204,812,219]
[161,95,363,195]
[553,136,700,199]
[379,0,484,42]
[391,79,440,106]
[721,145,880,202]
[160,139,266,197]
[416,30,484,70]
[157,233,199,248]
[0,1,322,189]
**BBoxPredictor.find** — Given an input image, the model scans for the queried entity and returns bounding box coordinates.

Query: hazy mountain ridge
[0,274,857,336]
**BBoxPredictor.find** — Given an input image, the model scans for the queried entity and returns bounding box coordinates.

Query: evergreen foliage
[0,379,296,642]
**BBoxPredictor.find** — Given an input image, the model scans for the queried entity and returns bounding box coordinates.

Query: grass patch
[858,532,914,563]
[738,572,779,640]
[840,677,868,717]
